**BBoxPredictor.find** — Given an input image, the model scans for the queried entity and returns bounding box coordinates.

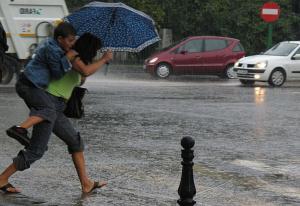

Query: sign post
[260,2,280,48]
[268,24,273,49]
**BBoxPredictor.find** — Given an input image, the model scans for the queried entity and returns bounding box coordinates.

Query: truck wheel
[0,61,14,84]
[0,54,21,85]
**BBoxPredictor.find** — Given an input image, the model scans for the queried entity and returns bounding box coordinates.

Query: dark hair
[54,22,76,40]
[73,33,102,64]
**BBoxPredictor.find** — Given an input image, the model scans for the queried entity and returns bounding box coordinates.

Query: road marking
[232,159,300,199]
[232,159,277,173]
[232,159,300,177]
[263,184,300,199]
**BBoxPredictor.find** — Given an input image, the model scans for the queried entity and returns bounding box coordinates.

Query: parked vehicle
[0,0,68,84]
[144,36,245,79]
[234,41,300,87]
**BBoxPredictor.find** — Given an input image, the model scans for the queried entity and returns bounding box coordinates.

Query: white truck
[0,0,69,84]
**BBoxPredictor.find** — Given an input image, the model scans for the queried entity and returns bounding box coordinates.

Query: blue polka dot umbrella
[65,1,160,52]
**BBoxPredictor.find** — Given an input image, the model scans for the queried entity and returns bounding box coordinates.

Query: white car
[234,41,300,86]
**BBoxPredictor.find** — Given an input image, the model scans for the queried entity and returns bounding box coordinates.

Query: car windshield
[263,42,299,56]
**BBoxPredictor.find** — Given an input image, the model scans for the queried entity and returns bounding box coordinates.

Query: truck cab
[0,0,69,84]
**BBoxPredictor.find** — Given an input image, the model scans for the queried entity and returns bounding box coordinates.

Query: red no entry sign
[260,2,280,22]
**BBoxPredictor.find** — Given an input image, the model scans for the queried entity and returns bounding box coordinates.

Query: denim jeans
[15,74,56,122]
[13,76,84,171]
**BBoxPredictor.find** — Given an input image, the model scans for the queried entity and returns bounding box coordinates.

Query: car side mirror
[180,50,187,55]
[292,54,300,60]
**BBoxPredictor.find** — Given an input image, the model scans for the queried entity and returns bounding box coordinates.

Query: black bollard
[177,136,196,206]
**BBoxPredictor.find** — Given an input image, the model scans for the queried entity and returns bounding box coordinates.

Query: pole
[177,136,196,206]
[267,23,273,48]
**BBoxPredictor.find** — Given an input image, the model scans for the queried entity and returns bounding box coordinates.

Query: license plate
[237,69,248,74]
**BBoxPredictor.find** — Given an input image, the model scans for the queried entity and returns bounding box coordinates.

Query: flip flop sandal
[86,181,107,193]
[0,183,20,194]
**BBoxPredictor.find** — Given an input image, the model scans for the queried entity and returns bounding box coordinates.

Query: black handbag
[64,87,87,118]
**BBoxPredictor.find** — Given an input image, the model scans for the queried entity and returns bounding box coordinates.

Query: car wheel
[239,79,255,85]
[268,69,286,87]
[224,64,236,79]
[156,63,171,78]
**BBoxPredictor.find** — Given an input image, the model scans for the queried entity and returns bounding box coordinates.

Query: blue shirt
[24,38,72,89]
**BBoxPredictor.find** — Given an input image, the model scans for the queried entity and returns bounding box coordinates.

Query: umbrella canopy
[65,1,160,52]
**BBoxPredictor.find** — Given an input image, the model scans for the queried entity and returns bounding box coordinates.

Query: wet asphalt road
[0,70,300,206]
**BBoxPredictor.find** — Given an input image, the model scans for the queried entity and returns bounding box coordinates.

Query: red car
[144,36,245,78]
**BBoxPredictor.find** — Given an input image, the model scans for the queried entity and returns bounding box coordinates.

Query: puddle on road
[194,163,264,190]
[0,193,46,206]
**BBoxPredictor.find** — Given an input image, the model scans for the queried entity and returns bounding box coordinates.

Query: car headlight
[149,57,158,64]
[255,61,268,69]
[234,61,240,68]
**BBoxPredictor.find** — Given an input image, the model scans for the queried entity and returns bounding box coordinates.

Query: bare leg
[0,163,20,192]
[71,151,107,193]
[19,116,43,129]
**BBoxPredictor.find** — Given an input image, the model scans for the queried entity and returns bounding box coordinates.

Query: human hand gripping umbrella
[65,1,160,73]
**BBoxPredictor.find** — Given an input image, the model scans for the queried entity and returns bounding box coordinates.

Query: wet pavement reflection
[0,74,300,205]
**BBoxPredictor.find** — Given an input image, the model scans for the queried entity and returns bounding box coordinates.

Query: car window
[205,39,228,51]
[264,42,299,56]
[179,39,203,53]
[232,43,244,52]
[291,48,300,60]
[161,38,187,52]
[293,48,300,55]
